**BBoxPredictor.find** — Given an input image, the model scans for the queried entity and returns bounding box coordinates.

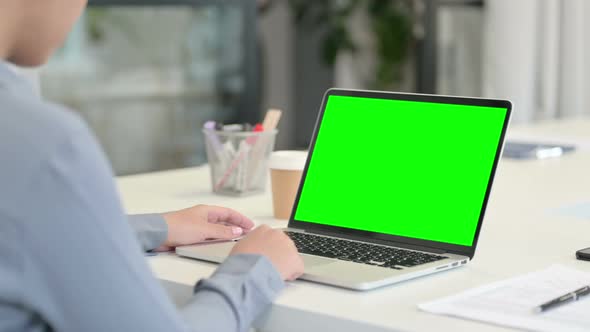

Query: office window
[41,3,257,175]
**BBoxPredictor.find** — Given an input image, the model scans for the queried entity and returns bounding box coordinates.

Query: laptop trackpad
[301,254,336,269]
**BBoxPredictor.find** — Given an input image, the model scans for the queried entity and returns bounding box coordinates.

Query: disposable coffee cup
[269,151,308,219]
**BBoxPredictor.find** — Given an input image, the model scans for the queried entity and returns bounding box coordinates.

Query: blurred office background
[36,0,590,175]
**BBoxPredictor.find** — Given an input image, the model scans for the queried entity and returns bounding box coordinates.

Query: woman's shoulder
[0,92,97,213]
[0,90,90,159]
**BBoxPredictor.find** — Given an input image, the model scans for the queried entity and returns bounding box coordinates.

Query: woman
[0,1,304,331]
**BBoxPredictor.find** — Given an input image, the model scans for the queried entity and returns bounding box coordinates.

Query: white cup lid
[269,150,308,170]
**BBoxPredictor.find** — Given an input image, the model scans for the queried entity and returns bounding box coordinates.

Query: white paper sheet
[419,265,590,332]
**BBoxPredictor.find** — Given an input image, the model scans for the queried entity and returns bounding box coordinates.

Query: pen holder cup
[203,129,278,196]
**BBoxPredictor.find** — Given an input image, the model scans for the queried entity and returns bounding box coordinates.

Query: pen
[203,121,223,150]
[534,285,590,313]
[246,110,281,188]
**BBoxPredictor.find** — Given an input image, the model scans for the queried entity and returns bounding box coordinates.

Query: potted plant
[289,0,415,90]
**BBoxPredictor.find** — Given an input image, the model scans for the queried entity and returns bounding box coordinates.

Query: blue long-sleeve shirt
[0,61,284,332]
[127,214,169,251]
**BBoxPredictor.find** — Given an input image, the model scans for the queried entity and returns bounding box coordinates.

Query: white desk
[118,118,590,332]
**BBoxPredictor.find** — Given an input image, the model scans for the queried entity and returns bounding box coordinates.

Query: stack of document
[419,265,590,332]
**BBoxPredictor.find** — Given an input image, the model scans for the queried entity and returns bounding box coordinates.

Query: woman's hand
[230,225,304,281]
[156,205,255,251]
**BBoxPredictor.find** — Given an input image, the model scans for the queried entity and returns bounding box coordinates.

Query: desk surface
[118,117,590,332]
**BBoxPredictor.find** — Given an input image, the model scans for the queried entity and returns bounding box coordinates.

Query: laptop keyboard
[286,231,447,270]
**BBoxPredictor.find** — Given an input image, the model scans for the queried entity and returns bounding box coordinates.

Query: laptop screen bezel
[287,88,512,259]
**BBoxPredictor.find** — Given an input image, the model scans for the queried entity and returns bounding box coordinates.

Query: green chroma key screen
[294,95,508,246]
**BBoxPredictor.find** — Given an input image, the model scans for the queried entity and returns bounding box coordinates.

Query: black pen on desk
[534,285,590,313]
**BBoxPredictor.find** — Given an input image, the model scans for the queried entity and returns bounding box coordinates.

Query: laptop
[177,89,512,291]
